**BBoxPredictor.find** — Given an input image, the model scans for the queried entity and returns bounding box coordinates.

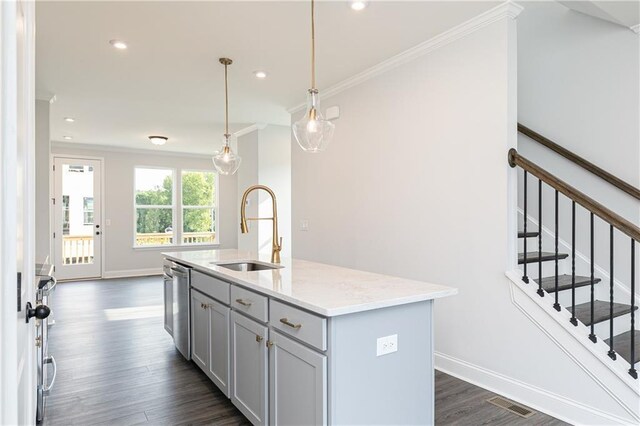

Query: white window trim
[132,166,220,249]
[133,166,177,248]
[180,168,219,246]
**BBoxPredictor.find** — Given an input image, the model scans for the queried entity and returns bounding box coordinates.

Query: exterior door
[0,0,37,424]
[53,157,102,280]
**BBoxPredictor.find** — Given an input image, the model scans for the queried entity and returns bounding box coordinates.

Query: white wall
[290,12,636,424]
[517,1,640,296]
[237,125,292,258]
[35,100,50,263]
[49,143,238,277]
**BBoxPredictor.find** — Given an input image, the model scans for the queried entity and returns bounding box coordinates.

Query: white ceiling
[36,1,498,154]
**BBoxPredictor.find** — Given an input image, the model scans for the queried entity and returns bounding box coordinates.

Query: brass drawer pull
[280,318,302,329]
[256,335,263,343]
[235,299,252,307]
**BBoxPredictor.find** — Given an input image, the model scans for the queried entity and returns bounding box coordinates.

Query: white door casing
[1,0,37,424]
[53,157,102,280]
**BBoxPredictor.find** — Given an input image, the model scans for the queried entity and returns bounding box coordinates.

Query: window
[62,195,70,235]
[134,168,174,246]
[182,170,216,245]
[83,197,94,225]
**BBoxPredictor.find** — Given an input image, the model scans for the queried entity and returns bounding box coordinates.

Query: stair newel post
[608,225,617,360]
[570,201,577,324]
[553,190,561,311]
[589,213,597,343]
[522,170,529,283]
[630,239,637,379]
[537,179,544,297]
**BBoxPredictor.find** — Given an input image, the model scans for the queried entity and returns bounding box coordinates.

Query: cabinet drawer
[231,286,268,323]
[191,270,230,305]
[270,300,327,351]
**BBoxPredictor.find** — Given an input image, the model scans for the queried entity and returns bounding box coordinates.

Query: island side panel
[328,300,434,425]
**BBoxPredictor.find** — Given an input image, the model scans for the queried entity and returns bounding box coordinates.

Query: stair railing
[509,148,638,379]
[518,123,640,201]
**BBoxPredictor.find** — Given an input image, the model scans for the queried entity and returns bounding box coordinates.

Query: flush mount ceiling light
[253,70,268,79]
[62,136,73,140]
[148,135,168,146]
[109,39,128,50]
[292,0,335,153]
[350,1,368,11]
[64,117,75,123]
[212,58,241,175]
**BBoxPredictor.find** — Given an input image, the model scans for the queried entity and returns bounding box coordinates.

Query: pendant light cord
[224,62,229,138]
[311,0,316,90]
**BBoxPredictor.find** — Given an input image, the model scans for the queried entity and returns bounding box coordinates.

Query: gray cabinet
[269,331,327,426]
[190,289,231,397]
[231,311,268,426]
[190,290,210,372]
[163,275,173,336]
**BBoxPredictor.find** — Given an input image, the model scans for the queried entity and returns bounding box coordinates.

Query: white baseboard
[435,351,636,425]
[102,268,162,279]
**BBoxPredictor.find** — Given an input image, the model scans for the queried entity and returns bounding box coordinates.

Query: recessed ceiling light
[64,117,75,123]
[148,135,168,146]
[350,1,367,11]
[63,136,73,140]
[253,70,268,79]
[109,39,128,50]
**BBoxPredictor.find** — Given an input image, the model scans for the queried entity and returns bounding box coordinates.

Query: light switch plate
[105,219,111,226]
[376,334,398,356]
[300,220,309,231]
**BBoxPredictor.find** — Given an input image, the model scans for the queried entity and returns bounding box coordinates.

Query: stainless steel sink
[213,262,281,272]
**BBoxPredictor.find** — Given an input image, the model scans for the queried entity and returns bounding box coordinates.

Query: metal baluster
[630,239,637,379]
[570,201,577,324]
[589,213,597,343]
[608,225,617,360]
[523,171,529,283]
[553,190,561,311]
[537,179,544,297]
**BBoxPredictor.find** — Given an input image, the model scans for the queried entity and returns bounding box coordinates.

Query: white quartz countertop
[163,249,457,317]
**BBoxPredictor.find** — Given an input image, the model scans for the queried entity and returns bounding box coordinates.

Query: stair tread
[518,231,539,238]
[518,252,569,264]
[571,300,638,326]
[605,330,640,365]
[535,275,602,293]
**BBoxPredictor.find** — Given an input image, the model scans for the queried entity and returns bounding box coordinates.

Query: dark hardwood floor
[44,276,566,426]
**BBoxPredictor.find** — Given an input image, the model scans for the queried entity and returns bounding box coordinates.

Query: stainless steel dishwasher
[171,262,191,360]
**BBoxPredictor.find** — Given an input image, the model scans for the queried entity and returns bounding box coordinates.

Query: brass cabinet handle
[256,335,263,343]
[235,299,252,307]
[266,340,274,348]
[279,318,302,329]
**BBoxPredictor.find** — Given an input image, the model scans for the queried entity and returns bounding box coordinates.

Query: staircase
[510,125,639,381]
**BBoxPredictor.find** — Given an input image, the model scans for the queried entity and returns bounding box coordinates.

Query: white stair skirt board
[435,351,636,426]
[500,270,640,424]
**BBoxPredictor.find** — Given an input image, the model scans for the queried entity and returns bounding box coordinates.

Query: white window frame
[180,168,219,246]
[133,166,177,248]
[132,165,220,249]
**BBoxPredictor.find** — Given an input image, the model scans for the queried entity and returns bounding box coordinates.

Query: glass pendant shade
[212,136,241,175]
[293,89,335,153]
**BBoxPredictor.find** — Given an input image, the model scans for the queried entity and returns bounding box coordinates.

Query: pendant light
[292,0,335,153]
[212,58,242,175]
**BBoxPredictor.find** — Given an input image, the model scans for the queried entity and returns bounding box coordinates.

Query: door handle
[25,302,50,323]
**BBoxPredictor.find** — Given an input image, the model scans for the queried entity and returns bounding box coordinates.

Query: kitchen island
[163,249,456,426]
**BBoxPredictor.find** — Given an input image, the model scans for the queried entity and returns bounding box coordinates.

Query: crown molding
[234,123,268,138]
[51,141,211,159]
[631,24,639,34]
[287,1,523,114]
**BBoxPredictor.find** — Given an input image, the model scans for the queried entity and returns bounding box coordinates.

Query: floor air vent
[486,396,536,418]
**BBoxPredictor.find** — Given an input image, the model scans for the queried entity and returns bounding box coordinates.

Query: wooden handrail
[509,148,640,242]
[518,123,640,201]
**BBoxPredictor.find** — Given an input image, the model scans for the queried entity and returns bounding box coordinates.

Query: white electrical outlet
[300,220,309,231]
[376,334,398,356]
